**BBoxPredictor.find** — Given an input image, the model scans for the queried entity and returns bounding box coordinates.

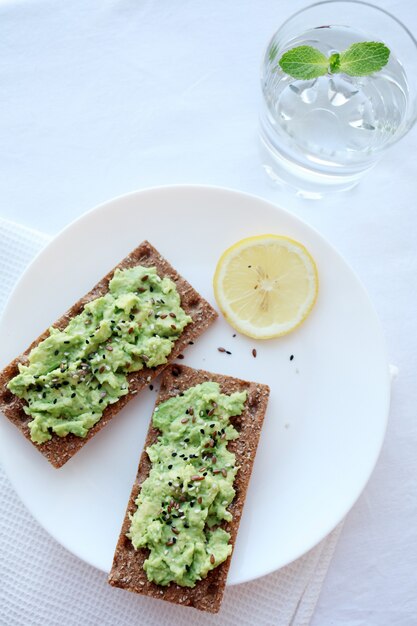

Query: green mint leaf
[278,45,328,80]
[338,42,390,77]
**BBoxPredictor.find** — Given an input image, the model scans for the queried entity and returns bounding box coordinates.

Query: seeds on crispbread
[108,364,270,613]
[0,242,217,468]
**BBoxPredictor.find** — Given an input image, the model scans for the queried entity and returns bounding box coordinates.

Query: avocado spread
[127,381,247,587]
[7,266,192,444]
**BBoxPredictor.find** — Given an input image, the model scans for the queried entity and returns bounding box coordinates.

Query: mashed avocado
[127,381,247,587]
[7,266,192,444]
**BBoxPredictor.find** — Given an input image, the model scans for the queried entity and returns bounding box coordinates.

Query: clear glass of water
[259,0,417,198]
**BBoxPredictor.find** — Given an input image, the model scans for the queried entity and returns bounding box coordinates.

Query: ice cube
[328,77,359,107]
[299,79,319,104]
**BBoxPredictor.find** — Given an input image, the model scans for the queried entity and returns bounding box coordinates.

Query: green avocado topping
[7,266,192,444]
[127,381,247,587]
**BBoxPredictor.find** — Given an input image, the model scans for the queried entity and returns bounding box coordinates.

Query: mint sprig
[278,41,390,80]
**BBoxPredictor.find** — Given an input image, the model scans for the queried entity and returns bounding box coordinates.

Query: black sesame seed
[53,399,57,404]
[54,350,59,355]
[71,392,76,398]
[226,350,232,355]
[290,354,294,361]
[168,464,173,470]
[190,501,195,508]
[149,384,154,391]
[172,452,177,457]
[168,481,172,486]
[184,438,190,443]
[200,429,205,434]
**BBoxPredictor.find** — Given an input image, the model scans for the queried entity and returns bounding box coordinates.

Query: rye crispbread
[0,242,217,468]
[108,364,270,613]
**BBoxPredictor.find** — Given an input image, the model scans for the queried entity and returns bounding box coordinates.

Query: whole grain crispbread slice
[0,242,217,468]
[108,364,270,613]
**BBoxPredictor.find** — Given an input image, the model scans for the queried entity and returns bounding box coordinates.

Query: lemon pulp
[213,235,319,339]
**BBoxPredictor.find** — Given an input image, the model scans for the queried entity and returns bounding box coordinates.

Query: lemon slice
[213,235,318,339]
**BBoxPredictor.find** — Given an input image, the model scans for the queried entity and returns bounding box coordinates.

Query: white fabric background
[0,0,416,624]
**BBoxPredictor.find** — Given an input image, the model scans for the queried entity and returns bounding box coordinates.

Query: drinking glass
[259,0,417,198]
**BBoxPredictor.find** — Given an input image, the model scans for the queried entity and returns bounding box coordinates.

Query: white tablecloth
[1,1,416,624]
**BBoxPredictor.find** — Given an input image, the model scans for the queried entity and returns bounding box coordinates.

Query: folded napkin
[0,217,343,626]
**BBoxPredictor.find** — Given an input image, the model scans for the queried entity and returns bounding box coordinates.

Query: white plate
[0,185,390,585]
